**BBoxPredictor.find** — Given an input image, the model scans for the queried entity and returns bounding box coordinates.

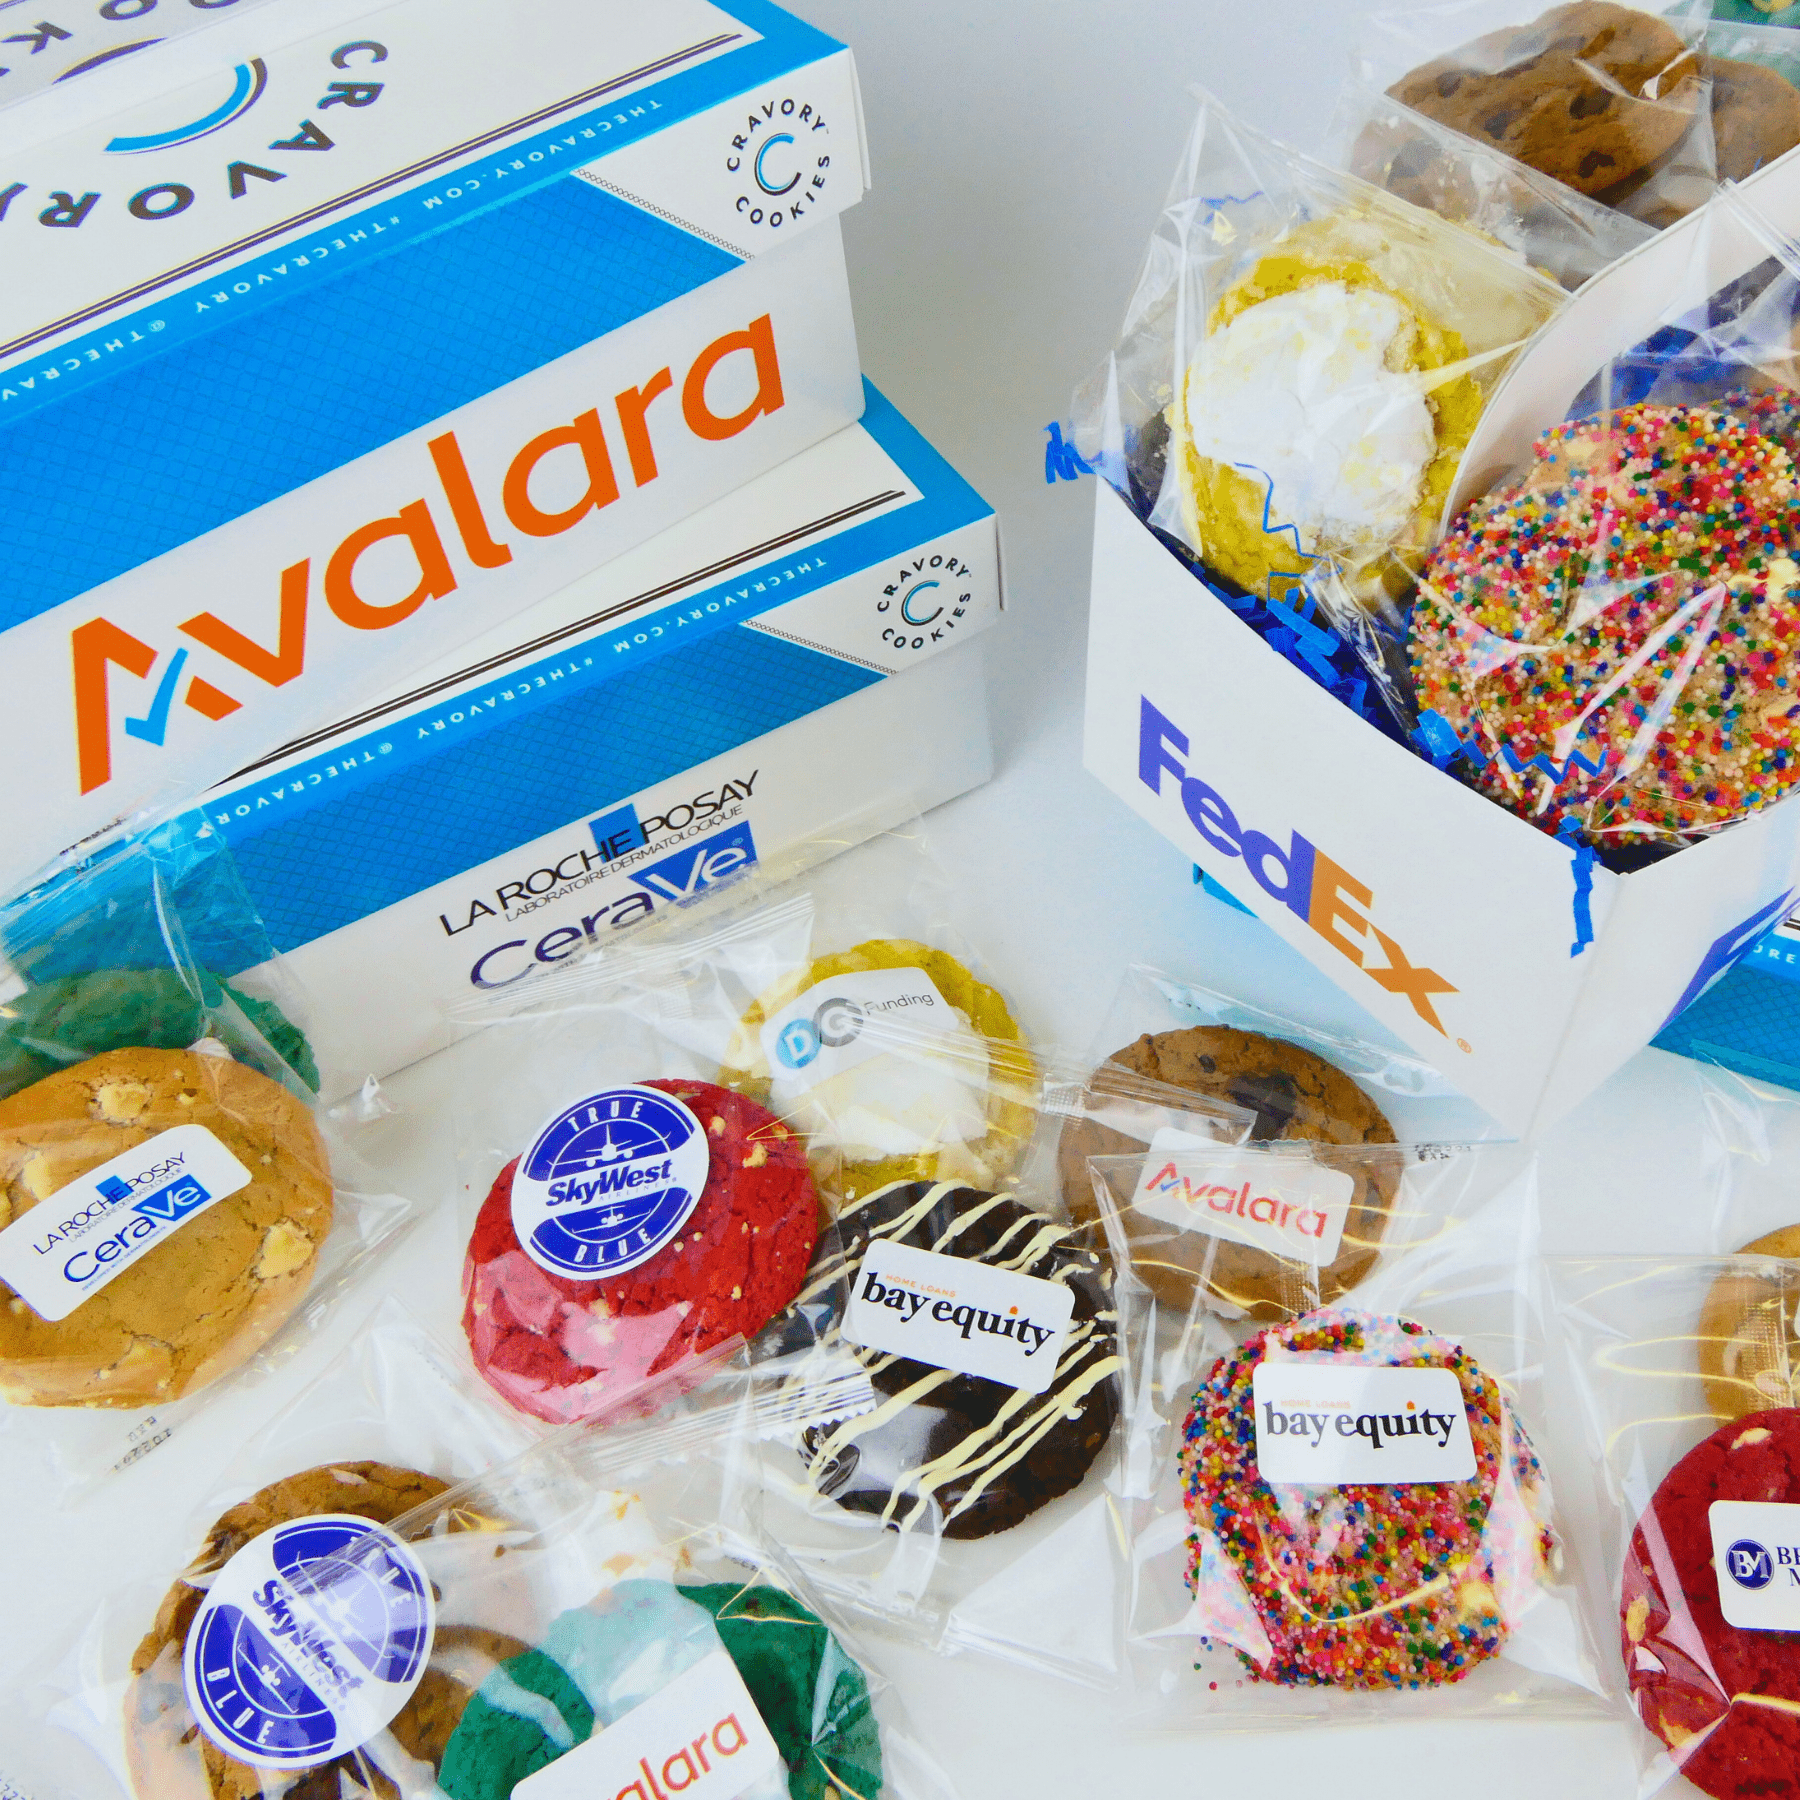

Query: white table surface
[0,1,1737,1794]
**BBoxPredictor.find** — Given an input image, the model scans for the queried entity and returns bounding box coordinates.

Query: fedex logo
[69,313,786,799]
[1139,698,1458,1036]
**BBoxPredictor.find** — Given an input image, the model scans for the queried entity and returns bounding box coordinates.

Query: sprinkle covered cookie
[1411,395,1800,846]
[1179,1308,1555,1688]
[462,1079,819,1425]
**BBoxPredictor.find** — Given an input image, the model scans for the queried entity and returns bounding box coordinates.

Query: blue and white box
[199,383,1003,1089]
[0,0,869,883]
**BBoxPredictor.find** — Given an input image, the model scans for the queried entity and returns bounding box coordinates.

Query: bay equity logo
[1138,697,1460,1039]
[70,317,786,797]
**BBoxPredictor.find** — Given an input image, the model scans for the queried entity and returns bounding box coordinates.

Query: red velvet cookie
[1623,1409,1800,1798]
[462,1079,818,1424]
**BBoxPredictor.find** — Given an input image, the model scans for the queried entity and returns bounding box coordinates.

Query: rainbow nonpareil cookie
[1179,1308,1555,1689]
[462,1080,818,1425]
[1411,396,1800,847]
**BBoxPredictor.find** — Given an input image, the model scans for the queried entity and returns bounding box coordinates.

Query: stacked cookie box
[0,0,1003,1092]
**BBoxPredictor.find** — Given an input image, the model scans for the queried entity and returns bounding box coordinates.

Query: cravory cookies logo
[723,91,835,234]
[877,553,978,656]
[0,0,258,102]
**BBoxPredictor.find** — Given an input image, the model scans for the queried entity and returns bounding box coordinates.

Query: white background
[0,2,1755,1796]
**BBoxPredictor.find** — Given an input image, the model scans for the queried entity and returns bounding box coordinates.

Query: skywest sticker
[1138,698,1459,1037]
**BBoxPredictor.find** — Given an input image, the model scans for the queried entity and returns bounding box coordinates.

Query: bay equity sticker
[843,1239,1074,1394]
[1252,1363,1476,1484]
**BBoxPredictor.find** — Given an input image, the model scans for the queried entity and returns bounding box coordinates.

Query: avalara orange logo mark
[72,313,785,794]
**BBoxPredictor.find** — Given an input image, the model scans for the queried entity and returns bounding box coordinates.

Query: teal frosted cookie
[439,1580,881,1800]
[0,968,317,1098]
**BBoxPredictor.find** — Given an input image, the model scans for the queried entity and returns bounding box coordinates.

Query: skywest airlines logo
[1139,698,1459,1037]
[70,314,786,797]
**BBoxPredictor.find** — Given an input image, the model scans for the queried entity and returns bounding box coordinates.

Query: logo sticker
[1251,1364,1477,1485]
[184,1515,434,1765]
[760,968,959,1093]
[724,93,835,234]
[1710,1501,1800,1630]
[0,1123,251,1322]
[511,1084,709,1280]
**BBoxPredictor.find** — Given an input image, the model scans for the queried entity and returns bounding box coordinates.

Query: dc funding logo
[184,1515,433,1764]
[1727,1539,1776,1591]
[774,993,866,1072]
[512,1084,709,1279]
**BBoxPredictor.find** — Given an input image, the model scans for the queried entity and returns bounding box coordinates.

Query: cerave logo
[1138,697,1460,1038]
[878,554,977,656]
[724,92,835,233]
[512,1083,708,1279]
[70,316,786,799]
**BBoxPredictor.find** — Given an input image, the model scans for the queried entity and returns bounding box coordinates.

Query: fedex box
[198,383,1002,1091]
[0,0,869,884]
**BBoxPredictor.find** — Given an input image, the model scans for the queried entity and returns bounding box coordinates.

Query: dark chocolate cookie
[1061,1026,1398,1319]
[1711,56,1800,182]
[798,1181,1120,1539]
[1390,1,1700,198]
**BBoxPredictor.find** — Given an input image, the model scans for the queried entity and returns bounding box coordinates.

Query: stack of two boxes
[0,0,1000,1089]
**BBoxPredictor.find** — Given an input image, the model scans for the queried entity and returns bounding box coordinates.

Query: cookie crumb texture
[1623,1409,1800,1799]
[462,1080,819,1425]
[799,1180,1121,1539]
[124,1460,519,1800]
[1180,1309,1556,1689]
[0,1048,332,1409]
[1412,394,1800,846]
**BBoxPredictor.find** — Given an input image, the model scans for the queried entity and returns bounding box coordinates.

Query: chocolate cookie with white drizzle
[797,1180,1121,1540]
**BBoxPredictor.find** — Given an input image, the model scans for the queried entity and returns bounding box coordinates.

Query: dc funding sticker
[1709,1501,1800,1630]
[760,967,961,1095]
[184,1515,434,1765]
[513,1085,709,1279]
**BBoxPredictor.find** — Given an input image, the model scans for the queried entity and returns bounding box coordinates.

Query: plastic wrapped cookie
[723,938,1037,1205]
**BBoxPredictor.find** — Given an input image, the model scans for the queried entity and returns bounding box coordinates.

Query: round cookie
[1711,56,1800,181]
[1411,396,1800,846]
[1169,241,1483,608]
[124,1461,522,1800]
[0,1047,332,1409]
[0,968,319,1102]
[439,1580,882,1800]
[1622,1410,1800,1797]
[1389,2,1701,199]
[1181,1308,1556,1688]
[462,1080,819,1425]
[796,1180,1120,1539]
[725,938,1037,1206]
[1698,1226,1800,1421]
[1061,1025,1398,1319]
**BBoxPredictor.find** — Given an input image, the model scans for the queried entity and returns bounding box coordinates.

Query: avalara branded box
[196,382,1002,1091]
[0,0,869,884]
[1083,169,1800,1137]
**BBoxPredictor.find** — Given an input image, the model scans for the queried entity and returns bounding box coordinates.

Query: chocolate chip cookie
[1061,1026,1398,1319]
[1389,1,1701,198]
[1697,1224,1800,1420]
[1711,56,1800,181]
[0,1047,332,1408]
[125,1461,521,1800]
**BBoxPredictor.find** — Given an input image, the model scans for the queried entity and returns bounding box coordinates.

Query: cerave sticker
[843,1239,1074,1394]
[516,1647,781,1800]
[512,1085,708,1280]
[1133,1130,1356,1266]
[760,967,960,1095]
[1710,1501,1800,1631]
[1251,1364,1476,1485]
[0,1124,251,1322]
[184,1515,434,1766]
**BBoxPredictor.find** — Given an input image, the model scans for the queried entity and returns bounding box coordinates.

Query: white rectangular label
[0,1124,251,1322]
[1251,1364,1476,1485]
[515,1646,781,1800]
[761,967,959,1095]
[1132,1130,1355,1265]
[843,1239,1075,1393]
[1710,1501,1800,1631]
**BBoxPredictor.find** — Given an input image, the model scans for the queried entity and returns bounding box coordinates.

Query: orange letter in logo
[180,560,308,685]
[71,619,155,794]
[325,502,456,629]
[502,409,620,537]
[1307,852,1372,966]
[682,314,785,441]
[615,368,674,488]
[1364,927,1458,1036]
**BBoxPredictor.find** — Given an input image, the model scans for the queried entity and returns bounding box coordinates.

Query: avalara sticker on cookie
[183,1514,435,1765]
[843,1239,1075,1393]
[0,1124,251,1322]
[1252,1364,1476,1485]
[1133,1129,1355,1265]
[510,1085,710,1280]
